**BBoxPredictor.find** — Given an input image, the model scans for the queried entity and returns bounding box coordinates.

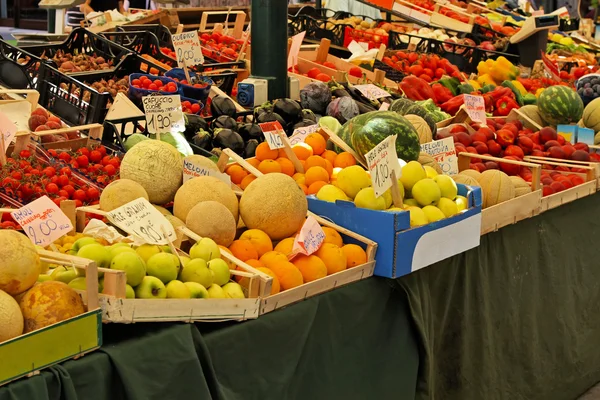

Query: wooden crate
[0,250,101,387]
[524,155,600,188]
[457,153,543,234]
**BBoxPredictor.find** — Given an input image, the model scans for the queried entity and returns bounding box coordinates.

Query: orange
[239,229,273,257]
[298,183,308,195]
[292,173,305,184]
[305,155,327,170]
[226,164,248,184]
[274,237,296,255]
[292,143,313,160]
[291,255,327,282]
[276,157,295,176]
[244,259,264,269]
[259,251,289,268]
[334,152,357,168]
[218,245,236,270]
[305,166,330,186]
[240,174,256,190]
[278,148,288,159]
[341,244,368,268]
[305,133,327,155]
[323,159,334,177]
[234,258,263,283]
[255,142,279,161]
[247,158,261,169]
[268,261,304,290]
[225,164,242,175]
[307,181,327,195]
[322,227,344,247]
[229,239,259,262]
[258,159,282,174]
[256,267,280,295]
[315,243,347,275]
[322,150,338,165]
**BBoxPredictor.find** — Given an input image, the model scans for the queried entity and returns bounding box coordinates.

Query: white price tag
[289,124,319,146]
[292,216,326,256]
[171,31,204,68]
[11,196,73,247]
[463,94,486,124]
[183,157,232,185]
[420,137,458,175]
[287,31,306,69]
[0,111,17,154]
[259,121,287,150]
[365,135,402,198]
[379,102,390,111]
[354,84,392,101]
[106,198,176,245]
[142,95,185,134]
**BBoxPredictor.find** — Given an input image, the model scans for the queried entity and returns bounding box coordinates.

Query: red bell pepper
[440,94,465,115]
[432,83,453,104]
[495,96,519,116]
[398,76,436,101]
[489,86,514,101]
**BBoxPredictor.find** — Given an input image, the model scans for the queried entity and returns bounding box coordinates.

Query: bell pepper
[399,76,436,102]
[489,86,514,101]
[501,80,524,106]
[495,96,519,116]
[469,80,481,91]
[457,83,475,95]
[438,77,461,96]
[483,94,495,113]
[440,94,465,116]
[477,73,497,87]
[480,84,496,94]
[523,93,537,105]
[510,80,527,95]
[432,83,453,104]
[477,60,489,75]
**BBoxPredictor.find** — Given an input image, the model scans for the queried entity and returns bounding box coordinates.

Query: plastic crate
[0,39,42,89]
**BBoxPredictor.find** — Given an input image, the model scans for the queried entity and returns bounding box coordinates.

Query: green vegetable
[457,83,475,95]
[523,93,537,105]
[389,98,437,136]
[150,131,194,157]
[318,116,342,135]
[481,84,496,93]
[123,133,149,152]
[538,85,584,125]
[438,77,461,96]
[415,99,451,123]
[502,80,524,106]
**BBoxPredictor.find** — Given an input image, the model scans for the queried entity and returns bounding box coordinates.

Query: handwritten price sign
[289,124,319,146]
[420,137,458,175]
[354,84,392,101]
[11,196,73,247]
[259,121,287,150]
[107,198,176,245]
[365,135,401,198]
[171,31,204,68]
[183,157,232,185]
[292,216,326,256]
[142,95,185,134]
[463,94,486,124]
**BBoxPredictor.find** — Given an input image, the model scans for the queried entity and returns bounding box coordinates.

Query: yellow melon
[173,176,239,222]
[99,179,149,211]
[460,169,482,181]
[0,230,41,295]
[418,152,443,174]
[510,176,532,197]
[405,115,432,144]
[186,201,237,246]
[452,174,480,187]
[239,173,308,241]
[0,289,23,342]
[19,281,85,333]
[478,170,515,208]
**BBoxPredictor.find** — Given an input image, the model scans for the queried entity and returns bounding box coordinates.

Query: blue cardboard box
[307,184,483,278]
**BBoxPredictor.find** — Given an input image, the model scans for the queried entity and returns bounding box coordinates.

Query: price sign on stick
[183,157,232,184]
[365,135,402,198]
[171,31,204,68]
[259,121,287,150]
[292,216,326,256]
[463,94,486,124]
[107,198,176,245]
[11,196,73,247]
[142,95,185,134]
[289,124,319,146]
[287,31,306,69]
[354,84,392,100]
[420,137,458,175]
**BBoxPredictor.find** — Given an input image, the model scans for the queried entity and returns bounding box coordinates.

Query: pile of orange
[227,226,368,294]
[224,133,358,194]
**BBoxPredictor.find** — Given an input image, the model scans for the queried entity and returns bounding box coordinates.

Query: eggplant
[356,101,377,114]
[273,98,302,125]
[244,139,259,158]
[293,119,318,130]
[212,115,238,131]
[191,129,212,150]
[332,88,352,98]
[183,114,210,141]
[238,123,263,142]
[210,95,236,117]
[301,109,317,123]
[256,111,286,128]
[213,128,244,155]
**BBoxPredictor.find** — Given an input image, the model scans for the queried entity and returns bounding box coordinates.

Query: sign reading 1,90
[142,95,185,134]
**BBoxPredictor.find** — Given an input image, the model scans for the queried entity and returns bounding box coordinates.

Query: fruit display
[382,51,464,82]
[27,108,82,144]
[43,50,113,73]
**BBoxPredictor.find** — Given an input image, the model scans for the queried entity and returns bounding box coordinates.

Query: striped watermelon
[337,111,420,163]
[538,86,584,126]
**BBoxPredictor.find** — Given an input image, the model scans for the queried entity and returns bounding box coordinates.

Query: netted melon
[418,152,442,174]
[478,170,515,208]
[173,176,238,222]
[405,115,432,144]
[510,176,532,197]
[186,201,236,246]
[99,179,149,212]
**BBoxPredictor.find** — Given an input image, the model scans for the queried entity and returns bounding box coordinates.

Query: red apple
[574,142,590,152]
[496,129,515,147]
[450,124,468,134]
[550,181,565,193]
[472,141,489,154]
[478,126,495,140]
[542,185,555,196]
[502,123,518,135]
[484,161,499,170]
[556,135,565,145]
[517,136,534,153]
[548,146,566,159]
[470,131,488,143]
[539,126,558,144]
[505,144,525,159]
[571,150,590,161]
[486,140,502,156]
[531,149,545,157]
[472,162,487,172]
[454,132,472,147]
[562,145,576,159]
[530,132,541,144]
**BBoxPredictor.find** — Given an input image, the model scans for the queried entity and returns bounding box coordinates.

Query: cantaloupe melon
[19,281,85,333]
[185,201,236,246]
[239,173,308,241]
[418,152,443,174]
[460,169,482,181]
[518,105,546,129]
[120,140,183,205]
[510,176,532,197]
[0,231,40,295]
[478,170,515,208]
[173,176,238,222]
[153,205,172,216]
[583,98,600,133]
[452,174,480,187]
[0,289,23,342]
[99,179,149,211]
[405,115,432,144]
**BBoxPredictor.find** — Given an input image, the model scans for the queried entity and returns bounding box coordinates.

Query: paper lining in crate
[0,250,102,387]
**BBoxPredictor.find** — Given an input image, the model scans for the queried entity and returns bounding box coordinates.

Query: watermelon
[337,111,421,163]
[537,86,584,126]
[389,98,437,137]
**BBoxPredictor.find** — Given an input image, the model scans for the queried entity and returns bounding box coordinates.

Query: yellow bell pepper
[535,88,544,98]
[495,56,519,80]
[477,61,489,75]
[469,80,481,90]
[511,80,527,95]
[477,74,496,87]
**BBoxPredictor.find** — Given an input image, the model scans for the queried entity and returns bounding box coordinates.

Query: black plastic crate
[0,39,42,90]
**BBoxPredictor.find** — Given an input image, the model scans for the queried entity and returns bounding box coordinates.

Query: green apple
[208,258,231,286]
[422,205,446,223]
[51,266,78,284]
[111,252,147,287]
[110,242,130,250]
[77,243,111,269]
[146,253,180,284]
[437,197,459,218]
[354,187,387,210]
[189,238,220,261]
[434,175,458,200]
[135,244,161,263]
[69,237,98,255]
[424,165,439,179]
[412,178,441,207]
[207,283,227,299]
[166,280,191,299]
[37,274,53,283]
[180,258,213,288]
[68,277,87,291]
[160,246,172,253]
[455,195,469,211]
[125,284,135,299]
[179,256,191,269]
[400,161,426,191]
[135,276,167,299]
[222,282,245,299]
[184,282,208,299]
[110,245,137,260]
[406,206,428,228]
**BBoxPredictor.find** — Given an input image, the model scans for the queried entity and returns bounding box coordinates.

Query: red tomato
[73,189,87,202]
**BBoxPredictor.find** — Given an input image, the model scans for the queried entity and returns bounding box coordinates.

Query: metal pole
[251,0,288,99]
[316,0,322,8]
